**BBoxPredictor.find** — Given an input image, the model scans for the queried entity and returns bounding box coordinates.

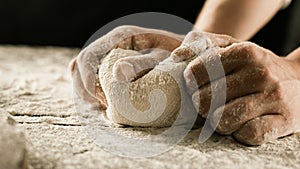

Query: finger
[72,61,100,107]
[233,115,291,145]
[209,92,280,135]
[69,57,77,75]
[171,31,239,62]
[171,31,212,62]
[76,49,99,98]
[191,66,267,116]
[184,42,255,93]
[113,49,170,82]
[70,57,102,106]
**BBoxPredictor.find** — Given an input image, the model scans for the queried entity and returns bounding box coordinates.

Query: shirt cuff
[281,0,292,9]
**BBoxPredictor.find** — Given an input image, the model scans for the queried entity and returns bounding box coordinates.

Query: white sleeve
[281,0,292,9]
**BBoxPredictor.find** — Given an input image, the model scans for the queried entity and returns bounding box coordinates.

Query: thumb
[171,31,239,62]
[113,49,170,82]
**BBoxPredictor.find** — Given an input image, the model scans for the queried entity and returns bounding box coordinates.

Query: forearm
[287,47,300,62]
[194,0,285,40]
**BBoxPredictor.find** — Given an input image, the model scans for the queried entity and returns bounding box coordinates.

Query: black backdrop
[0,0,299,55]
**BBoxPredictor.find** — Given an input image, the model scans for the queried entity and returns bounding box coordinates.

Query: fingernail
[170,51,182,63]
[113,60,136,82]
[171,46,193,63]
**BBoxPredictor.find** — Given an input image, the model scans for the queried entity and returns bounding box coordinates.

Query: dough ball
[98,48,194,127]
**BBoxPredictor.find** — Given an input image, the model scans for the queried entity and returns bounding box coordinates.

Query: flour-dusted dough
[99,48,196,127]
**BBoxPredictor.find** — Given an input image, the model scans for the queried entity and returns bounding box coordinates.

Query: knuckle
[239,43,258,59]
[184,31,210,45]
[268,81,286,101]
[245,43,271,63]
[229,42,265,62]
[256,66,273,83]
[272,83,283,98]
[172,45,195,60]
[234,120,266,145]
[248,63,277,88]
[112,25,135,32]
[183,32,212,54]
[185,31,204,41]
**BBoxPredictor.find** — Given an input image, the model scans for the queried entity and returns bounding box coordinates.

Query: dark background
[0,0,299,55]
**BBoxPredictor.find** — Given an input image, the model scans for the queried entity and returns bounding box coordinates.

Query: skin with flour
[185,0,300,145]
[172,31,300,145]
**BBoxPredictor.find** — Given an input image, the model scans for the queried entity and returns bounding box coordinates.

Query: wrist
[287,47,300,63]
[286,47,300,80]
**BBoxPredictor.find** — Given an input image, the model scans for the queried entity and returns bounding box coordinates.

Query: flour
[0,110,28,169]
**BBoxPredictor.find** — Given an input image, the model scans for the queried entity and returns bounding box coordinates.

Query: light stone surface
[0,46,299,169]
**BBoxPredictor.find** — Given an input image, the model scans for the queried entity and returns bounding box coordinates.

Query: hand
[175,32,300,145]
[69,25,183,109]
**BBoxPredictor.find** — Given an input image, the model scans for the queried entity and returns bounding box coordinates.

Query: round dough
[99,48,195,127]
